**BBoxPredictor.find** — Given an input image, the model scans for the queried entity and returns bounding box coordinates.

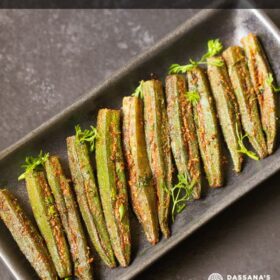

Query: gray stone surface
[0,9,279,280]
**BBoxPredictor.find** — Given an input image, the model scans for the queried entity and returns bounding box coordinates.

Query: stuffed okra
[66,135,115,268]
[241,33,278,154]
[187,67,223,187]
[25,171,72,278]
[142,79,173,237]
[223,46,267,159]
[122,96,159,245]
[96,109,131,267]
[45,156,93,280]
[207,56,243,172]
[0,189,57,280]
[165,74,202,198]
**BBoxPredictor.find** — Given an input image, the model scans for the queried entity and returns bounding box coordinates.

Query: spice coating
[241,33,278,154]
[142,79,173,237]
[207,56,243,172]
[0,189,57,280]
[45,156,93,280]
[122,96,159,244]
[96,109,131,267]
[187,67,223,187]
[223,46,268,159]
[165,74,202,197]
[67,136,116,268]
[25,171,72,278]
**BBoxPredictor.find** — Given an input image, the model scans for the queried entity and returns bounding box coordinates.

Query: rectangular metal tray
[1,6,280,280]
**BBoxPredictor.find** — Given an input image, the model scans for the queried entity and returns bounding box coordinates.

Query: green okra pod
[122,96,159,245]
[187,67,223,187]
[241,33,278,154]
[207,56,243,172]
[223,46,268,159]
[96,109,131,267]
[0,189,57,280]
[165,74,202,198]
[25,171,72,278]
[45,156,93,280]
[142,79,173,238]
[66,136,116,268]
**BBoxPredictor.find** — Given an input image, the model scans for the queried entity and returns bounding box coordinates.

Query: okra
[122,96,159,245]
[241,33,278,154]
[165,74,202,198]
[25,171,72,278]
[96,109,131,267]
[66,136,116,268]
[207,56,243,172]
[0,189,57,280]
[223,46,268,158]
[45,156,93,280]
[187,67,223,187]
[142,80,173,238]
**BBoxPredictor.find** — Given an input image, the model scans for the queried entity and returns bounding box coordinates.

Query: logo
[208,273,223,280]
[208,273,271,280]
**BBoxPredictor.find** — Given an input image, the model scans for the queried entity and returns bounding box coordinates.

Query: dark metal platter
[1,5,280,280]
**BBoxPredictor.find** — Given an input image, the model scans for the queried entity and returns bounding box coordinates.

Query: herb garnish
[185,91,200,105]
[265,73,280,92]
[132,80,144,99]
[18,151,49,181]
[170,173,195,222]
[75,124,98,152]
[236,124,259,161]
[168,39,224,74]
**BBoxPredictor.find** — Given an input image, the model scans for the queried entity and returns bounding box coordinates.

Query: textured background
[0,9,280,280]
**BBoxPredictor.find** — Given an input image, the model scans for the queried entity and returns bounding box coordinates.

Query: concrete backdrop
[0,9,279,280]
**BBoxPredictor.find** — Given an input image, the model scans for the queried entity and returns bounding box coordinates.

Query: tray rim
[1,6,280,280]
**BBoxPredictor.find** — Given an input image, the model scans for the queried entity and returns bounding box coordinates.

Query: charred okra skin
[207,56,243,172]
[45,156,93,280]
[241,33,278,154]
[25,171,72,278]
[0,189,57,280]
[96,109,131,267]
[142,80,173,238]
[187,67,223,187]
[223,46,268,159]
[122,96,159,245]
[66,136,116,268]
[165,74,202,198]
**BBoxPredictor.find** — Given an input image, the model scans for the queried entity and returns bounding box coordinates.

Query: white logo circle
[208,273,223,280]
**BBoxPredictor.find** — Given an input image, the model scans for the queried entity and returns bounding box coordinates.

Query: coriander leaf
[265,73,280,92]
[132,80,144,99]
[201,39,223,61]
[185,90,200,105]
[170,173,196,222]
[236,124,259,161]
[18,150,49,181]
[207,57,224,67]
[48,205,56,216]
[75,124,98,152]
[168,61,197,74]
[168,38,224,74]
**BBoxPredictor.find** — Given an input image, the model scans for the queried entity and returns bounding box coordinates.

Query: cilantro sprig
[168,39,224,74]
[185,90,200,105]
[265,73,280,92]
[170,173,196,222]
[131,80,144,99]
[236,124,259,161]
[18,151,49,181]
[75,124,98,152]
